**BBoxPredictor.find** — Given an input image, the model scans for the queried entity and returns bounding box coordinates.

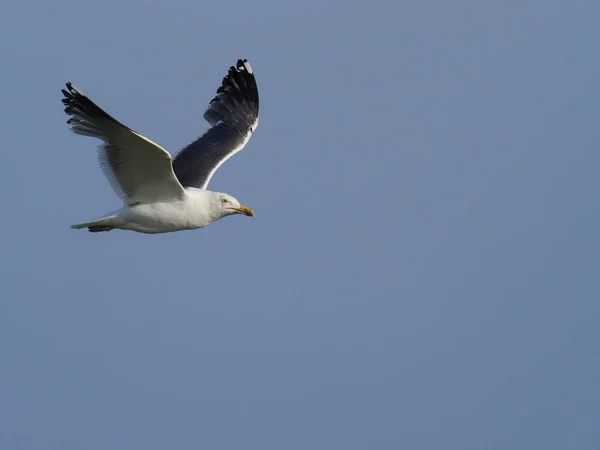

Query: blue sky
[1,1,599,449]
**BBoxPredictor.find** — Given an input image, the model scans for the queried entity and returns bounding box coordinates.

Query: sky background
[1,0,599,449]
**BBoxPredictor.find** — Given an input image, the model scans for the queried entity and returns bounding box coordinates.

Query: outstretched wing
[172,59,259,190]
[62,83,186,205]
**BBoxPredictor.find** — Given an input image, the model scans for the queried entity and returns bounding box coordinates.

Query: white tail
[71,215,117,232]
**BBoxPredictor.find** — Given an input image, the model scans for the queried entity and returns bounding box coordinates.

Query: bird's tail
[203,59,259,129]
[71,215,118,233]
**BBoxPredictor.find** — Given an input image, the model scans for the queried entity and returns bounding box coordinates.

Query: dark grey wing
[172,59,259,190]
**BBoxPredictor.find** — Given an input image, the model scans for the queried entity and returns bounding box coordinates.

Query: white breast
[117,189,216,233]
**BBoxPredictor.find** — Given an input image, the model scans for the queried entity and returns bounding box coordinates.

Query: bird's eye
[221,199,228,204]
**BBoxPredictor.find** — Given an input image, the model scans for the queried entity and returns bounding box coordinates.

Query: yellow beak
[228,205,255,217]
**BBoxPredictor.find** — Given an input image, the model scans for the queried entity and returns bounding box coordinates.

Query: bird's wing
[171,59,259,190]
[62,83,186,205]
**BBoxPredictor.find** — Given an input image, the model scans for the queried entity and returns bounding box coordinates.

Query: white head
[209,192,255,221]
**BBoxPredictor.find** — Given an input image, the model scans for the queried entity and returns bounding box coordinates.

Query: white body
[72,188,255,234]
[109,189,217,234]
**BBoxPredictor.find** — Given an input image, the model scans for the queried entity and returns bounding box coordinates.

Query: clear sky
[1,1,599,449]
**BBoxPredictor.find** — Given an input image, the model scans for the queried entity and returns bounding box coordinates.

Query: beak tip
[240,206,255,217]
[229,205,255,217]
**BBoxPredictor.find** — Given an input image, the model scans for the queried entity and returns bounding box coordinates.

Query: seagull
[61,59,259,234]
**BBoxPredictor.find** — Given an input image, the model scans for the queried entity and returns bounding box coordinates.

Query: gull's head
[213,193,255,219]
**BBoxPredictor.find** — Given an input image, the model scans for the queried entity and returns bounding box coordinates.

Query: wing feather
[62,83,185,204]
[172,59,259,190]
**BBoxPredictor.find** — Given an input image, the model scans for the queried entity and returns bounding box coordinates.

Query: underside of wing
[172,59,259,190]
[62,83,186,204]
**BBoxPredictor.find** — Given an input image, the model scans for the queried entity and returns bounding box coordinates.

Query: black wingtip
[60,80,126,128]
[63,82,73,95]
[65,82,82,96]
[61,83,81,105]
[201,58,259,127]
[234,58,253,74]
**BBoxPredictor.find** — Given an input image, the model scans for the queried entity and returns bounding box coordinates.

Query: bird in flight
[61,59,259,234]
